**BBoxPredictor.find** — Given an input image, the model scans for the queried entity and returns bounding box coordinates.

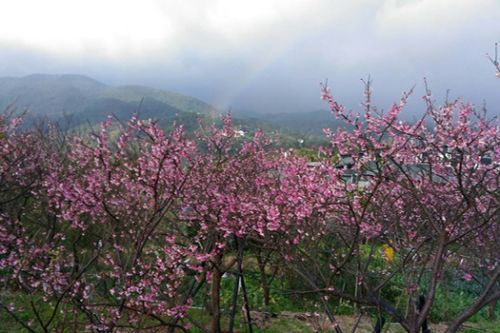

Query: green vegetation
[0,74,340,144]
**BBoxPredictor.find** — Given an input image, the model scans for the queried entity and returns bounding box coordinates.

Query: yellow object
[382,244,394,264]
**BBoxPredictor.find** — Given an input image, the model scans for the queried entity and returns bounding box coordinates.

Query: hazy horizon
[1,0,499,116]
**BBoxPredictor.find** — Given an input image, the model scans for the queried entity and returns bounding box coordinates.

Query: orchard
[0,74,498,332]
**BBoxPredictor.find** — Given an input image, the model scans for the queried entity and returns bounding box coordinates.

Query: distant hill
[0,74,104,116]
[234,109,348,137]
[0,74,337,146]
[0,74,218,121]
[97,85,218,116]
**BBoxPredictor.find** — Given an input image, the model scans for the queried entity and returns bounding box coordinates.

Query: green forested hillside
[0,74,335,145]
[0,74,216,118]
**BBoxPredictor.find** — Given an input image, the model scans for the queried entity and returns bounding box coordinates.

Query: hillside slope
[0,74,217,118]
[0,74,336,144]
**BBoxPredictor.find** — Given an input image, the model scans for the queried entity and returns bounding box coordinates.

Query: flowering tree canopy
[0,74,498,333]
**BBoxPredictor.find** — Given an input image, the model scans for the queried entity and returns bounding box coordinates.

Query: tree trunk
[372,316,385,333]
[488,299,497,321]
[209,256,223,333]
[444,294,500,333]
[227,271,240,333]
[256,250,270,308]
[239,266,254,333]
[444,268,500,333]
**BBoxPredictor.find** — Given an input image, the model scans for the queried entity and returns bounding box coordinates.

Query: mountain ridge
[0,74,217,117]
[0,73,338,145]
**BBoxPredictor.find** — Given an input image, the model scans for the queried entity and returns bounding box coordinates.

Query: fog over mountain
[0,0,499,116]
[0,73,338,143]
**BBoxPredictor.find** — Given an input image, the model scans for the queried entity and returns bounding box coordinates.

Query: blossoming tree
[299,79,500,333]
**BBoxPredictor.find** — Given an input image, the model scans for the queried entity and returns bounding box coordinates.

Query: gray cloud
[0,0,499,116]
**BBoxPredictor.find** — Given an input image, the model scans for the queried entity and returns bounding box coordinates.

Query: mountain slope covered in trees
[0,74,217,119]
[0,74,337,144]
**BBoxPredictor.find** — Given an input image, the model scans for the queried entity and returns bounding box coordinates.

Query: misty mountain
[234,109,346,137]
[0,74,339,145]
[0,74,218,119]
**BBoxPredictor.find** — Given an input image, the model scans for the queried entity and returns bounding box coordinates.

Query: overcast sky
[0,0,499,115]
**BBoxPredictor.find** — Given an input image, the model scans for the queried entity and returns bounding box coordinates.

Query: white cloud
[376,0,498,33]
[0,0,376,60]
[0,0,176,58]
[374,0,499,47]
[1,0,497,60]
[0,0,498,113]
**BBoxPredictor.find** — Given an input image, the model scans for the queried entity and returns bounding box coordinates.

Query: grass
[182,310,500,333]
[1,263,499,332]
